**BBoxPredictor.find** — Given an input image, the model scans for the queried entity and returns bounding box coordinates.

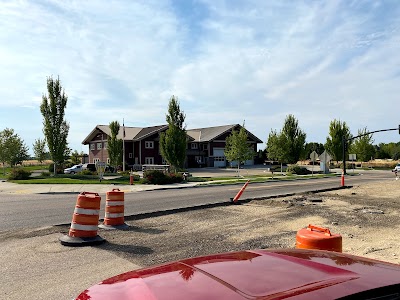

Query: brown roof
[82,124,262,144]
[187,124,263,143]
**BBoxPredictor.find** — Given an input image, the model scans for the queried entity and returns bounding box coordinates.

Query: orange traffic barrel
[99,189,129,229]
[296,224,342,252]
[60,192,105,246]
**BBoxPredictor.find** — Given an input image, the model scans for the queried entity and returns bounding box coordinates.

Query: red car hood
[76,249,400,300]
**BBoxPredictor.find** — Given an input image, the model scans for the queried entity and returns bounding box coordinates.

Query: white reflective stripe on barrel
[74,208,100,215]
[70,223,99,231]
[106,201,124,206]
[105,212,124,218]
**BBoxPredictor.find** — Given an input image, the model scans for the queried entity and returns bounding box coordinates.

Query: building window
[129,153,133,158]
[93,158,100,163]
[97,143,102,150]
[145,157,154,164]
[106,158,110,164]
[90,144,95,150]
[202,144,208,150]
[214,156,225,161]
[195,156,203,163]
[145,141,154,149]
[191,143,198,149]
[104,142,107,149]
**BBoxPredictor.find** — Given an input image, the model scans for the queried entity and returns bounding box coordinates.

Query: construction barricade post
[99,188,129,230]
[341,170,345,187]
[230,180,250,204]
[60,192,105,246]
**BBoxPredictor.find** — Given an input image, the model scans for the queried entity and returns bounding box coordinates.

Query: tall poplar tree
[159,96,187,172]
[107,121,123,170]
[281,114,307,164]
[325,119,352,161]
[40,76,70,175]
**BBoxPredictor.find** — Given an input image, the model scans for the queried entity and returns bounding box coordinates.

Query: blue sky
[1,0,400,155]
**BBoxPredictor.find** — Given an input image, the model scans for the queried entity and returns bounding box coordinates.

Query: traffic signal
[399,124,400,134]
[344,142,348,151]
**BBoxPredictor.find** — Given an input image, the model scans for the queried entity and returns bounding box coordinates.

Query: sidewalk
[0,180,201,194]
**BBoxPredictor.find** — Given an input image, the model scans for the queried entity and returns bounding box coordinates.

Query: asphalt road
[0,171,392,231]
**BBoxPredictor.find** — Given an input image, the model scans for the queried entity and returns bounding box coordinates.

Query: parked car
[63,164,83,174]
[82,163,96,172]
[392,163,400,172]
[74,249,400,299]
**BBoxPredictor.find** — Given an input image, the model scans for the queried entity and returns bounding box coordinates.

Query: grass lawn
[8,175,134,185]
[4,171,339,185]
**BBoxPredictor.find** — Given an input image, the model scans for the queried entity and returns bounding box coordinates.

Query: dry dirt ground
[2,179,399,299]
[57,179,399,266]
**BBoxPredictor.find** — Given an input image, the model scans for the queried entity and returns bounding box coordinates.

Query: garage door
[213,148,226,168]
[230,159,254,167]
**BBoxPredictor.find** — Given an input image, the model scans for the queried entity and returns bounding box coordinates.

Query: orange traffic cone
[99,189,129,229]
[60,192,105,246]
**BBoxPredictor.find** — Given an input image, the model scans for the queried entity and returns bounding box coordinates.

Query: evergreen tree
[160,96,187,172]
[40,76,70,175]
[225,125,255,175]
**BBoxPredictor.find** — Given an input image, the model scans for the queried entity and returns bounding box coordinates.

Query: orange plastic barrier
[69,192,101,238]
[100,189,128,229]
[296,224,342,252]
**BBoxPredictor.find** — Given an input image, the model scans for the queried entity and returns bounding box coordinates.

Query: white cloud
[1,0,400,154]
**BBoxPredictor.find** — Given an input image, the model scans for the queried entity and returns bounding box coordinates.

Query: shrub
[286,165,311,175]
[169,172,184,183]
[41,171,51,177]
[143,170,168,184]
[81,169,96,176]
[8,168,31,180]
[143,170,184,184]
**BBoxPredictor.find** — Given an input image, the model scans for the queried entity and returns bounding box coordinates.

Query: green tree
[325,119,352,161]
[304,142,325,160]
[70,150,81,165]
[375,142,400,160]
[0,128,29,171]
[33,138,47,164]
[280,115,307,164]
[349,127,375,162]
[40,76,70,175]
[224,125,255,176]
[266,129,286,174]
[107,121,123,170]
[160,96,187,172]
